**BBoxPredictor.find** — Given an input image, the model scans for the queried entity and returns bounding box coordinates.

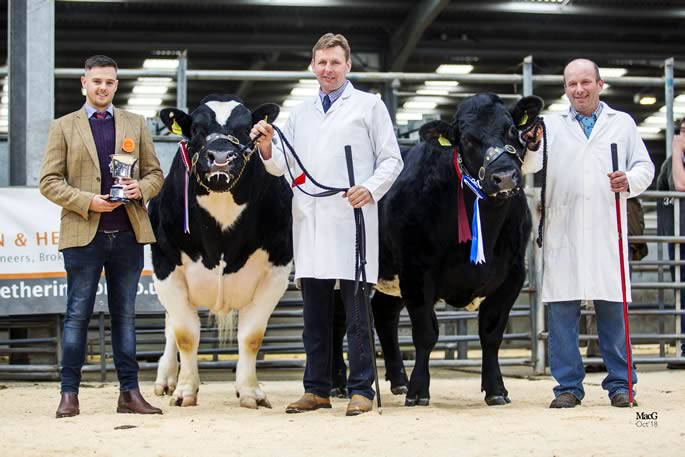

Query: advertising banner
[0,187,162,315]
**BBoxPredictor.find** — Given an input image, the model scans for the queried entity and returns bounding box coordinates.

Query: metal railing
[3,191,685,380]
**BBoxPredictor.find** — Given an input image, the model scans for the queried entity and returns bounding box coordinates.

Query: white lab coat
[522,103,654,302]
[262,82,403,283]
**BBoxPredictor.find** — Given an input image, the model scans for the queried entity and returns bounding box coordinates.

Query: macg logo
[635,411,659,428]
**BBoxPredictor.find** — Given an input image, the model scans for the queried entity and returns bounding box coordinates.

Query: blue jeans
[548,300,638,401]
[60,231,143,393]
[301,278,375,400]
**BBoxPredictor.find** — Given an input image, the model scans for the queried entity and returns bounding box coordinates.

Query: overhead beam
[445,2,685,20]
[413,38,685,61]
[390,0,450,71]
[57,0,412,8]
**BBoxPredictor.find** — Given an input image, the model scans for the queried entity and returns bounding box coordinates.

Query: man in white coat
[523,58,654,408]
[251,33,403,416]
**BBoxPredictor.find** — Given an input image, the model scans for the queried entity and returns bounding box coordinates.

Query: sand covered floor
[0,367,683,457]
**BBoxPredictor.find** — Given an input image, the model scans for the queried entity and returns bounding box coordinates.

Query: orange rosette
[122,137,136,153]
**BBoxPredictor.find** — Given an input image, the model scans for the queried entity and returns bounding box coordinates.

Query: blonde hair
[312,33,351,62]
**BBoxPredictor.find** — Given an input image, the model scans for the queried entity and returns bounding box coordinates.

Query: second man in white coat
[251,33,403,416]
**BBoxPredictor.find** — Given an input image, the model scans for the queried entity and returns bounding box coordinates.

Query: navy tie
[322,95,332,113]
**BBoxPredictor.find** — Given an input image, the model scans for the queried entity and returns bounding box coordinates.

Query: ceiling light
[598,67,627,78]
[143,59,179,69]
[435,64,474,74]
[403,101,438,110]
[425,80,459,87]
[128,97,163,106]
[132,85,168,95]
[417,89,449,96]
[546,102,570,112]
[637,126,663,134]
[290,87,319,97]
[126,108,158,118]
[659,105,685,115]
[641,115,667,126]
[396,111,424,121]
[283,99,304,107]
[137,77,173,83]
[639,96,657,105]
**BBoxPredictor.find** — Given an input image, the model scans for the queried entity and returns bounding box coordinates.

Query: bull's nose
[490,169,520,190]
[207,150,230,166]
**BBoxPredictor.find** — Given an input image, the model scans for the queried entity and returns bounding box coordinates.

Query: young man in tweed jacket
[40,55,164,418]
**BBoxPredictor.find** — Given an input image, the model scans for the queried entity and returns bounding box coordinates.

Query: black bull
[331,93,544,406]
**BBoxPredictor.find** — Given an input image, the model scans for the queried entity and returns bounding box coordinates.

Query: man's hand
[344,186,374,208]
[607,171,629,193]
[674,133,685,155]
[521,126,543,151]
[250,120,274,160]
[89,194,122,212]
[118,177,142,201]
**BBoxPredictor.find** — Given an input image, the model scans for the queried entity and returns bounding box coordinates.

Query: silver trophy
[108,154,138,203]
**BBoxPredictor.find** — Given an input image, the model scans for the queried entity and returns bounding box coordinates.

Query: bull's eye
[508,126,518,139]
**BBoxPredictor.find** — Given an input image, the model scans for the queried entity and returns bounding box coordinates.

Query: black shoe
[549,392,581,409]
[611,392,637,407]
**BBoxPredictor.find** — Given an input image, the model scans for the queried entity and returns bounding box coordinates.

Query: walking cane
[345,145,383,415]
[611,142,635,407]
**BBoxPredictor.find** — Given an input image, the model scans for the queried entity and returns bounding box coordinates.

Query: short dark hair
[84,55,118,73]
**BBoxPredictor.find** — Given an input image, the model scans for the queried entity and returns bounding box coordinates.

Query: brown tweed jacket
[39,106,164,251]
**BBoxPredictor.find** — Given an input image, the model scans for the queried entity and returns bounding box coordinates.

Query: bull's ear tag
[171,119,183,135]
[438,134,452,147]
[518,110,529,127]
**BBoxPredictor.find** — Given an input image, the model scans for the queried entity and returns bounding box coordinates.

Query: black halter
[185,132,259,193]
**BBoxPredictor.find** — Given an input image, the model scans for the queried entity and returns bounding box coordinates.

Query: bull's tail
[211,310,237,346]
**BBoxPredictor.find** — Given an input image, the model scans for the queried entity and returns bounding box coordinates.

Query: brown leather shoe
[285,392,331,413]
[117,389,163,415]
[346,394,372,416]
[56,392,80,418]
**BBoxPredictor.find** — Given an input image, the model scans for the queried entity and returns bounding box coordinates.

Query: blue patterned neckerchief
[571,103,603,139]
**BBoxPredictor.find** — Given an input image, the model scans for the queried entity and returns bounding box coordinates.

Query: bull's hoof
[170,395,197,407]
[239,396,272,409]
[391,385,408,396]
[330,387,348,399]
[485,395,510,406]
[154,383,175,396]
[405,395,430,407]
[257,398,272,409]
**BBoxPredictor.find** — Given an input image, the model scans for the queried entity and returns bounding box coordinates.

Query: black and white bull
[149,94,293,408]
[371,93,543,406]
